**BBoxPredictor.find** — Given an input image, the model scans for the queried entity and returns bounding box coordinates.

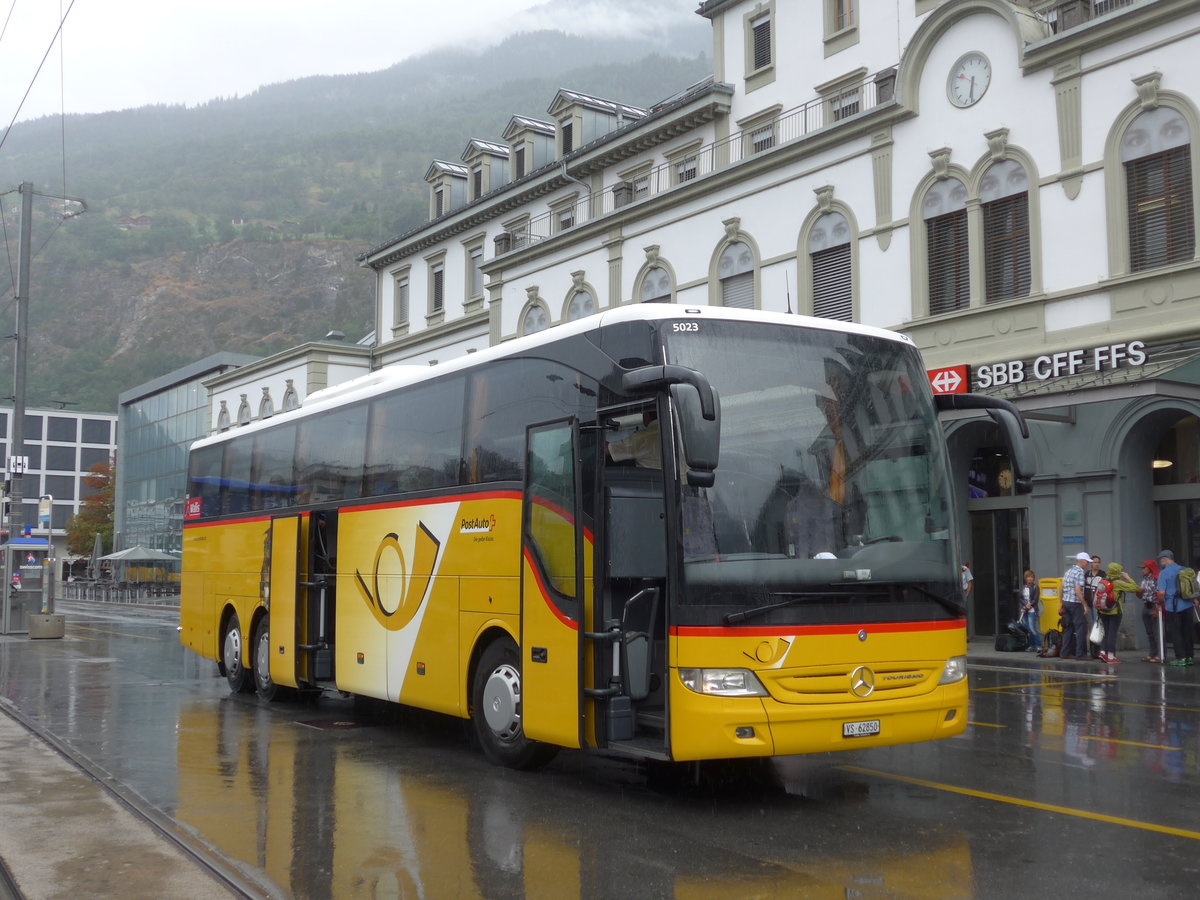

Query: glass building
[116,353,258,553]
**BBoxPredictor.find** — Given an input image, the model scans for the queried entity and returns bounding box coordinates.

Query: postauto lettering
[974,341,1146,389]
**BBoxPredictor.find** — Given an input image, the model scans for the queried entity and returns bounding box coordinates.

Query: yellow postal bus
[180,305,1029,767]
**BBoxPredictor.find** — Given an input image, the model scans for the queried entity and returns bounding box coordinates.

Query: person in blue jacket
[1156,549,1192,667]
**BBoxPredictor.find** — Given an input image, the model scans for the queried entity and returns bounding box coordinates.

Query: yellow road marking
[967,721,1004,728]
[841,765,1200,840]
[1078,735,1180,751]
[976,683,1200,715]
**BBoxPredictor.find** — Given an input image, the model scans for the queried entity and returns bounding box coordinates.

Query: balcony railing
[503,69,896,251]
[1048,0,1139,31]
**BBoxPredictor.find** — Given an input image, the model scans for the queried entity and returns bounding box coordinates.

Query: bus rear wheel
[253,616,287,701]
[471,638,557,770]
[222,612,253,693]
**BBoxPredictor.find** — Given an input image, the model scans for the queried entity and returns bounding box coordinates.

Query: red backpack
[1093,578,1115,612]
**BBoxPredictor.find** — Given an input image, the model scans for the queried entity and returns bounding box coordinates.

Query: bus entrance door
[594,402,668,756]
[267,514,302,689]
[521,419,585,750]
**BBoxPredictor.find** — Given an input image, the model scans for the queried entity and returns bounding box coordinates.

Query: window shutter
[812,244,852,321]
[396,278,409,324]
[721,271,754,309]
[433,268,444,312]
[1127,146,1194,271]
[983,193,1031,302]
[752,16,771,70]
[927,211,969,315]
[562,121,573,154]
[515,147,525,179]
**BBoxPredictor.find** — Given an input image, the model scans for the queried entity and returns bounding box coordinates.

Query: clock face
[947,52,991,108]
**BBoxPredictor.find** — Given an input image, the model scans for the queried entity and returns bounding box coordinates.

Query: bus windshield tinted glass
[663,321,956,624]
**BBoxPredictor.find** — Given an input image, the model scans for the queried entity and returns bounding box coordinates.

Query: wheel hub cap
[482,663,521,739]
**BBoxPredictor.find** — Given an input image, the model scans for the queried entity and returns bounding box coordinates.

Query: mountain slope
[0,31,712,411]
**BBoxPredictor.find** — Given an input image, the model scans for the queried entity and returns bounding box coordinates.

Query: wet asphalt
[1,600,1198,899]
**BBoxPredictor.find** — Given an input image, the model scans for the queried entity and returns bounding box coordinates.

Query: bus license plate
[843,719,880,738]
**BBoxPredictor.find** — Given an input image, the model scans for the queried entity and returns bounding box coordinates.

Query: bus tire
[222,611,253,694]
[471,638,557,770]
[253,615,287,702]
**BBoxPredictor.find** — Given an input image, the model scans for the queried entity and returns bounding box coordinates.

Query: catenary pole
[10,182,33,537]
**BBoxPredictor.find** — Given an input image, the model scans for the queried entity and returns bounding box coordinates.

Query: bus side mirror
[670,384,720,487]
[935,393,1034,494]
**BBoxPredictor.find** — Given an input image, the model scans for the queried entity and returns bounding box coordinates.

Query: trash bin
[1038,578,1062,635]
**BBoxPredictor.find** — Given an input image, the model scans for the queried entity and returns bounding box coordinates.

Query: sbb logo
[184,497,203,520]
[927,365,969,394]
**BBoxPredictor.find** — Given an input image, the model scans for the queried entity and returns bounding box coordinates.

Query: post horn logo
[353,523,441,631]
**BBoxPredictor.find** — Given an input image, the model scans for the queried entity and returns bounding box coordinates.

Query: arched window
[639,266,673,303]
[980,159,1031,302]
[1121,106,1193,272]
[522,304,549,335]
[566,289,595,321]
[923,178,969,314]
[809,212,851,321]
[718,241,754,308]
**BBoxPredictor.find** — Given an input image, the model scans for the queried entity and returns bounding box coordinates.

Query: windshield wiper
[723,584,962,625]
[723,591,849,625]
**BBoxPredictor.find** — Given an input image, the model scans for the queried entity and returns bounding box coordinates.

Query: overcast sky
[0,0,586,124]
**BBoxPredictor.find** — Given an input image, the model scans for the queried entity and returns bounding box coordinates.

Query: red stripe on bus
[522,547,579,631]
[670,618,965,638]
[529,494,594,544]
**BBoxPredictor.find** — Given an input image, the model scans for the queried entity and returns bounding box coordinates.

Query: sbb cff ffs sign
[184,497,203,520]
[927,365,970,394]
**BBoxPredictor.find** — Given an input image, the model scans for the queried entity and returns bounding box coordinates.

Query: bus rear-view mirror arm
[935,393,1035,494]
[621,365,720,487]
[621,365,717,420]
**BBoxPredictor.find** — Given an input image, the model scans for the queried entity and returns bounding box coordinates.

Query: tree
[66,459,115,556]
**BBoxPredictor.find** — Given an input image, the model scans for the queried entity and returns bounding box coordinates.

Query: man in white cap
[1059,551,1092,659]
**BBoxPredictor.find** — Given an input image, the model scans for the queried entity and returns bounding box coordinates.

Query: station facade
[199,0,1199,646]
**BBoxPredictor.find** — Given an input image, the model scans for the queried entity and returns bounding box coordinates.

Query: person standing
[961,562,974,600]
[1018,569,1041,653]
[1156,549,1193,667]
[1100,562,1137,663]
[1138,558,1163,662]
[1086,555,1104,659]
[1060,552,1091,660]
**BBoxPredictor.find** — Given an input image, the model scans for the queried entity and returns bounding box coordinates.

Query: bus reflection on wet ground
[2,602,1198,898]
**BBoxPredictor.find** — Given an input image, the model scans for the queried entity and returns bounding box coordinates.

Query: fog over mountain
[0,4,712,412]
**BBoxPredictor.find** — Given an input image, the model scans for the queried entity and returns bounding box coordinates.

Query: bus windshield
[663,320,957,625]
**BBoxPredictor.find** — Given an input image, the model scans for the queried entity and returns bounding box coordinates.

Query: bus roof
[192,305,913,451]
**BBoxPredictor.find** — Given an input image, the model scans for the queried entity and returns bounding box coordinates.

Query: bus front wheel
[222,612,253,694]
[471,638,557,770]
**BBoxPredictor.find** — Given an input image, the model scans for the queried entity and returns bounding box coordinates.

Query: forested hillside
[0,24,710,411]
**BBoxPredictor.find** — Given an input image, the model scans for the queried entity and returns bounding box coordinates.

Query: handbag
[1089,617,1104,645]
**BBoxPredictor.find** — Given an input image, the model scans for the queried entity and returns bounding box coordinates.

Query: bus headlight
[678,668,769,697]
[938,656,967,684]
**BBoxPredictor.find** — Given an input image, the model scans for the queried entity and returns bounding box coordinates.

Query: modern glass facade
[0,407,118,552]
[116,354,259,553]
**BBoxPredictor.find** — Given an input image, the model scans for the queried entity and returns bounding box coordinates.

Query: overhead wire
[0,0,78,156]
